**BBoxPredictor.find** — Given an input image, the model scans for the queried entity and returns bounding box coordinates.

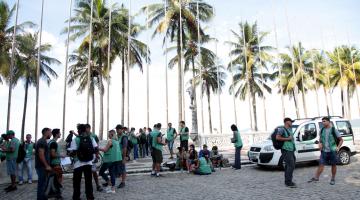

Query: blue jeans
[140,144,147,158]
[36,167,47,200]
[133,144,139,160]
[234,147,242,169]
[18,158,33,181]
[167,140,174,152]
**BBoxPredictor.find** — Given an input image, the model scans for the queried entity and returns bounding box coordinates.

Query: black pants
[180,140,188,151]
[234,146,242,169]
[281,150,296,185]
[73,165,94,200]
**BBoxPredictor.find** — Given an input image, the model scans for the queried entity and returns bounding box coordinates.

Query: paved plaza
[0,154,359,200]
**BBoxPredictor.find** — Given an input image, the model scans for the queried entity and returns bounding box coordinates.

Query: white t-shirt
[68,137,98,169]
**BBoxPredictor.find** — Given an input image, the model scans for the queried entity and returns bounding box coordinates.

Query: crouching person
[193,154,212,175]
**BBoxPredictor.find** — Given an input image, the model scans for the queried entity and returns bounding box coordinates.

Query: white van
[248,116,357,168]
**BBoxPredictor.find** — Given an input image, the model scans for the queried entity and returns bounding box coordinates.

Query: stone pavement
[1,154,360,200]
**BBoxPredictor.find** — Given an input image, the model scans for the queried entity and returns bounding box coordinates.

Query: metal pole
[87,0,94,124]
[146,5,150,128]
[284,0,300,118]
[127,0,131,128]
[197,1,204,134]
[256,28,268,131]
[164,0,169,125]
[106,0,112,132]
[213,7,222,133]
[347,32,360,117]
[35,0,45,141]
[62,0,73,140]
[320,30,334,115]
[6,0,20,131]
[310,50,321,116]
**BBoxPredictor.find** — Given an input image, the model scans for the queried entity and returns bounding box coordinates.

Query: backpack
[16,142,26,163]
[271,127,289,150]
[44,172,62,199]
[76,136,95,162]
[320,127,340,146]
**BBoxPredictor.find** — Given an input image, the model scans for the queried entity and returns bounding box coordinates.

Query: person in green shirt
[231,125,243,170]
[1,130,20,192]
[18,134,35,184]
[276,118,297,188]
[166,123,177,159]
[193,154,212,175]
[129,128,139,160]
[151,123,167,177]
[99,130,122,194]
[49,129,64,189]
[179,121,190,151]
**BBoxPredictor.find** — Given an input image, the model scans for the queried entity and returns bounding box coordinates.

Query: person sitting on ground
[210,146,223,168]
[186,144,198,173]
[193,154,212,175]
[199,144,210,158]
[175,147,186,170]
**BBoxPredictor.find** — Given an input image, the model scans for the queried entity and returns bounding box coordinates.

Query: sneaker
[96,185,103,192]
[4,185,12,191]
[285,182,297,188]
[117,182,125,189]
[106,189,116,194]
[28,180,32,184]
[330,179,335,185]
[18,181,23,185]
[151,172,156,176]
[308,178,319,183]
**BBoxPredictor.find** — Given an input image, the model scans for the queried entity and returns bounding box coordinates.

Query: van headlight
[263,145,274,152]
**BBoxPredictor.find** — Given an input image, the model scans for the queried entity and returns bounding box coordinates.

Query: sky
[2,0,360,140]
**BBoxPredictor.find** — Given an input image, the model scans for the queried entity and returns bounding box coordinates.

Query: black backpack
[271,127,289,150]
[16,142,26,163]
[76,136,95,162]
[320,127,340,146]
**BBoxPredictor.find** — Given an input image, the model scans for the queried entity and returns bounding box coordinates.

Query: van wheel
[338,149,350,165]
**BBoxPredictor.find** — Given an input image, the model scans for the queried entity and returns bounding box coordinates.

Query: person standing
[129,128,139,160]
[147,128,153,155]
[99,130,122,194]
[276,118,297,188]
[49,129,64,189]
[1,130,20,192]
[18,134,35,184]
[308,117,343,185]
[35,128,52,200]
[116,125,127,188]
[231,125,243,170]
[179,121,189,151]
[139,129,147,158]
[69,124,98,200]
[151,123,166,177]
[166,123,177,159]
[84,124,103,192]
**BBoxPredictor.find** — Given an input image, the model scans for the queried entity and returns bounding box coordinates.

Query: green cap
[6,130,15,135]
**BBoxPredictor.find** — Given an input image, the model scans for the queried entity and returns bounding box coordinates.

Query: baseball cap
[284,117,294,123]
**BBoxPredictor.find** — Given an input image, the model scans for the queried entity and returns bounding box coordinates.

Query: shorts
[114,161,126,175]
[180,140,188,151]
[151,148,163,164]
[319,151,338,165]
[6,159,16,176]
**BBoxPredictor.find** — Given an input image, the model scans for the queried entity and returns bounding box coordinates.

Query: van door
[296,123,321,161]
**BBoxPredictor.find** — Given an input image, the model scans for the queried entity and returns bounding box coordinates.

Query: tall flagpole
[256,27,268,131]
[106,0,112,133]
[241,21,254,130]
[127,0,131,128]
[310,50,321,117]
[347,31,360,117]
[284,0,300,118]
[62,0,73,140]
[164,0,169,125]
[35,0,45,141]
[320,30,334,115]
[6,0,20,131]
[87,0,94,124]
[213,7,222,133]
[197,1,204,134]
[146,5,150,128]
[271,0,285,118]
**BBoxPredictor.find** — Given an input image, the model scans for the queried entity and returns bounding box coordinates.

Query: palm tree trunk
[207,87,212,134]
[323,87,330,116]
[92,84,96,132]
[341,88,345,117]
[121,51,125,125]
[21,78,29,142]
[99,78,104,140]
[191,57,198,134]
[249,78,258,131]
[347,85,351,119]
[301,90,308,118]
[292,90,300,118]
[177,25,183,122]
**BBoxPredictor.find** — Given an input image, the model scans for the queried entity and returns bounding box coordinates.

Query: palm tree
[278,42,313,118]
[191,53,226,134]
[16,32,59,141]
[327,45,360,118]
[145,0,213,122]
[227,22,273,131]
[63,0,148,138]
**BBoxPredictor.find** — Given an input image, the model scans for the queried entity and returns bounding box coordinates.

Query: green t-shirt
[130,132,138,145]
[234,131,243,148]
[167,128,175,141]
[103,139,122,163]
[151,130,163,151]
[198,157,212,174]
[180,127,189,141]
[6,137,20,160]
[280,128,296,151]
[49,140,61,165]
[25,142,34,158]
